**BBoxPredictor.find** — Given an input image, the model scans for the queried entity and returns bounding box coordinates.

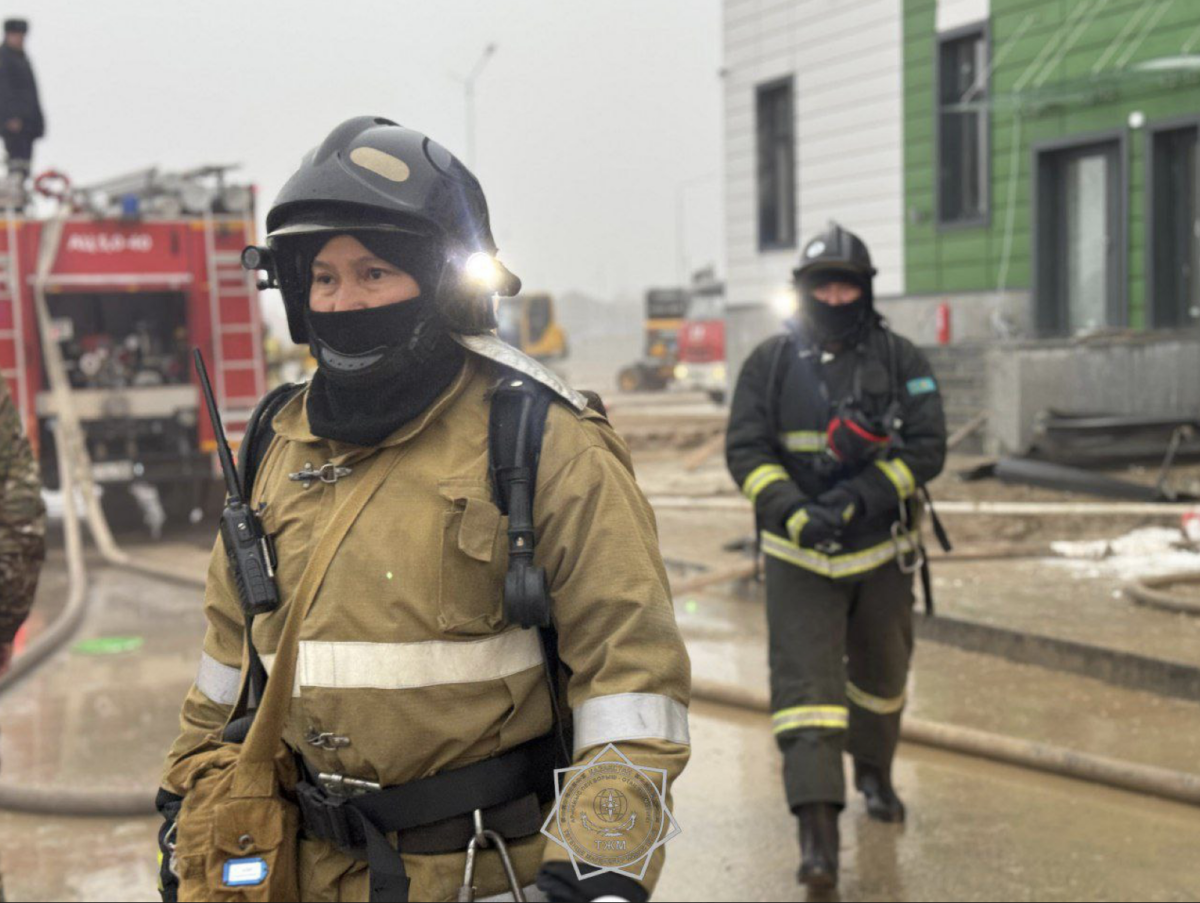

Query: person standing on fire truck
[156,117,690,903]
[0,18,43,204]
[726,223,946,891]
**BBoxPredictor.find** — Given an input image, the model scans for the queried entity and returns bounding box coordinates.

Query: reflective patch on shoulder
[454,333,588,411]
[906,376,937,396]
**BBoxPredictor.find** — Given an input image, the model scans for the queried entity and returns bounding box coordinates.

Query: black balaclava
[302,231,465,446]
[798,267,875,346]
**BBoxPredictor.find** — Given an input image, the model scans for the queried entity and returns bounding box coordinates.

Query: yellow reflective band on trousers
[780,430,826,454]
[846,681,906,715]
[875,458,916,500]
[742,463,789,501]
[772,705,849,735]
[760,529,919,580]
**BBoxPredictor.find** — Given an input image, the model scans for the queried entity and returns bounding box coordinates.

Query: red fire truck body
[673,269,727,404]
[0,211,267,511]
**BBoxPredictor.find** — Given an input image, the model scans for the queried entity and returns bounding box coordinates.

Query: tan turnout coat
[163,352,691,901]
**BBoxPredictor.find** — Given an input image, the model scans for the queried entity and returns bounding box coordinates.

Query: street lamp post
[675,172,719,287]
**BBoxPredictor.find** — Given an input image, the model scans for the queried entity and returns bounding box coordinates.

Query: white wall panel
[936,0,990,34]
[722,0,906,327]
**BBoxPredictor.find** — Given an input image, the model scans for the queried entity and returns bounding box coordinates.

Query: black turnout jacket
[726,319,947,578]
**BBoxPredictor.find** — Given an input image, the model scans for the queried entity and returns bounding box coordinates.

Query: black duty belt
[295,733,558,903]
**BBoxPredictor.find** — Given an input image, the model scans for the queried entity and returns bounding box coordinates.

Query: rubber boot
[854,760,906,823]
[796,803,839,891]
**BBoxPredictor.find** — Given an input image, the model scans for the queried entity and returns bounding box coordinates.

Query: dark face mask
[301,232,465,445]
[306,294,441,387]
[799,271,873,344]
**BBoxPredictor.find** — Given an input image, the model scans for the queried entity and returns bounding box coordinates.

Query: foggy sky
[22,0,723,339]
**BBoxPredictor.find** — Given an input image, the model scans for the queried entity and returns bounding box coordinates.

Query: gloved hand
[816,484,864,525]
[785,486,861,548]
[156,789,182,903]
[536,861,649,902]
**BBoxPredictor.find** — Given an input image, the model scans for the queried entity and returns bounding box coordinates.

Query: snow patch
[1050,527,1200,581]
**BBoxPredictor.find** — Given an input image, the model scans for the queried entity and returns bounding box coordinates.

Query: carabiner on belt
[457,809,526,902]
[891,520,925,575]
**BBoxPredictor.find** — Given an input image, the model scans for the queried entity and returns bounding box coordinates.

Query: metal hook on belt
[891,520,925,575]
[457,809,526,902]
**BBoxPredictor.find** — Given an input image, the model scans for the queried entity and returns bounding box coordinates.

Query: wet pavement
[661,701,1200,902]
[680,587,1200,777]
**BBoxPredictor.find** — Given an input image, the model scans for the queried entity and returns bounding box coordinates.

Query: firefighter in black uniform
[726,223,946,891]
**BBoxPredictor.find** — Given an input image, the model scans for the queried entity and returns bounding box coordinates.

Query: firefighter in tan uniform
[157,117,690,903]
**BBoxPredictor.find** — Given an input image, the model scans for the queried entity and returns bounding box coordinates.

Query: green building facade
[904,0,1200,337]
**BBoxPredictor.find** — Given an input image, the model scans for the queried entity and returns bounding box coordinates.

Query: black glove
[785,485,861,547]
[816,484,863,526]
[536,861,649,902]
[156,788,183,903]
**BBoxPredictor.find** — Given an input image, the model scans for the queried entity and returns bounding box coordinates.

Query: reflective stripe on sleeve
[760,529,918,580]
[573,692,691,753]
[772,705,848,735]
[196,652,241,705]
[780,430,826,454]
[785,507,809,544]
[259,629,544,696]
[875,458,916,500]
[741,464,789,502]
[846,681,907,715]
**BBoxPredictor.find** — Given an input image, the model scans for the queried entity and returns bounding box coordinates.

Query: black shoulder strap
[237,382,304,500]
[488,376,556,519]
[765,333,793,451]
[487,371,572,766]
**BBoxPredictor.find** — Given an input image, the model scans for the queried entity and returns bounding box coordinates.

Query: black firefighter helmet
[791,222,878,343]
[247,116,520,343]
[793,221,877,284]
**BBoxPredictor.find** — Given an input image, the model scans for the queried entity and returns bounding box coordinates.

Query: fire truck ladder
[203,212,262,447]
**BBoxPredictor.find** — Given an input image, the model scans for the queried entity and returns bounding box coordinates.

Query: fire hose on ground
[1124,571,1200,617]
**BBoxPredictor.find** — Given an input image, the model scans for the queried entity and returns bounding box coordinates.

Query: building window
[756,77,796,250]
[938,26,989,226]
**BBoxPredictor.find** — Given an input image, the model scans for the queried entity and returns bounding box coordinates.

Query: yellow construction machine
[496,292,569,362]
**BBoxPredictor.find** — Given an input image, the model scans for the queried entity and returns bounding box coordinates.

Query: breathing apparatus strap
[488,374,573,767]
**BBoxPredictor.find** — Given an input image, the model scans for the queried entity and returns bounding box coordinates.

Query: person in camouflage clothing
[0,370,44,678]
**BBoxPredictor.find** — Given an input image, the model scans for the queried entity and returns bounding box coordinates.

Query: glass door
[1064,153,1111,332]
[1150,125,1200,328]
[1035,139,1123,336]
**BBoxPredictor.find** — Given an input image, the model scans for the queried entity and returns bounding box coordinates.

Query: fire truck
[1,167,268,523]
[673,267,727,404]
